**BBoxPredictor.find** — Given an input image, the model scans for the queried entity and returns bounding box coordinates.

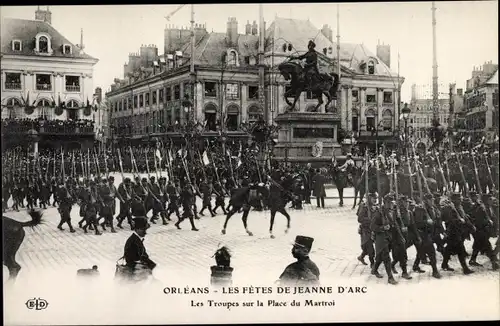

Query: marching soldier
[98,177,118,233]
[175,182,199,231]
[411,199,442,278]
[148,176,168,225]
[385,193,412,280]
[57,184,76,233]
[468,192,498,270]
[166,180,182,221]
[116,178,133,229]
[213,179,228,215]
[81,181,102,235]
[441,193,475,275]
[199,177,216,217]
[370,192,398,285]
[356,193,375,267]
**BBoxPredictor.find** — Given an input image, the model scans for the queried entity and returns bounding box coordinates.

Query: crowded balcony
[1,118,95,135]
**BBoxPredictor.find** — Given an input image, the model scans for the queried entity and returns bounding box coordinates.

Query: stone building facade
[106,17,403,149]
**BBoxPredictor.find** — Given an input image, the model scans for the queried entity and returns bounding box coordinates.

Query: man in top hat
[123,216,156,274]
[292,40,319,87]
[312,168,326,208]
[278,235,320,286]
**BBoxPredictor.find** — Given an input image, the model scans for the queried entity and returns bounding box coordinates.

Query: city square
[1,2,499,324]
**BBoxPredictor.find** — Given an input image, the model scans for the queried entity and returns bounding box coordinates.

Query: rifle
[392,158,406,243]
[484,153,496,191]
[117,148,130,199]
[435,151,449,194]
[456,152,470,197]
[364,149,371,221]
[471,151,482,194]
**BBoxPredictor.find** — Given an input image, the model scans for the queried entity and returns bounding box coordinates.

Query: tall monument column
[346,85,353,132]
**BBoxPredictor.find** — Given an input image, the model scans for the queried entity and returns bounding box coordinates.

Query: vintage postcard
[2,2,499,325]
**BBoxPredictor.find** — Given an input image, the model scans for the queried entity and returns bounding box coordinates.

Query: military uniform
[175,184,199,231]
[166,181,181,220]
[199,179,216,217]
[116,178,133,229]
[57,185,76,233]
[469,192,498,270]
[279,236,320,286]
[441,193,475,275]
[213,181,227,215]
[356,198,375,267]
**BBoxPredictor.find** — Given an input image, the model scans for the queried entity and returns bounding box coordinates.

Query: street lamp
[401,103,411,157]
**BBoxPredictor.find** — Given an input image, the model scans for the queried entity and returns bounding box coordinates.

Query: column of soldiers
[356,146,499,285]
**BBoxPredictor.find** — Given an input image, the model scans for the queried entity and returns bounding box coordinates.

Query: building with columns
[106,17,403,148]
[1,7,99,149]
[408,83,455,151]
[462,65,498,144]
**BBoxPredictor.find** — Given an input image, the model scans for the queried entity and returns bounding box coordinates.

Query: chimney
[226,17,238,46]
[376,42,391,68]
[251,20,258,35]
[35,6,52,25]
[95,87,102,104]
[245,20,251,35]
[321,24,333,42]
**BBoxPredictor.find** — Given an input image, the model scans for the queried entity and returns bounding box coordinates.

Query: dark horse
[221,183,270,236]
[351,169,438,209]
[278,59,340,112]
[329,165,363,207]
[3,210,43,280]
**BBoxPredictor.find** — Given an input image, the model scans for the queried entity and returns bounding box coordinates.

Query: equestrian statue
[278,40,340,112]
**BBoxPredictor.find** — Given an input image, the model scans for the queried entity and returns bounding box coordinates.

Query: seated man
[118,217,156,282]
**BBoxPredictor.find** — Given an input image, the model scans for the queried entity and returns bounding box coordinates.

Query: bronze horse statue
[3,210,43,280]
[278,59,340,112]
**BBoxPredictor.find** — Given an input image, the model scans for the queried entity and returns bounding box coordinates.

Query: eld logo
[25,298,49,310]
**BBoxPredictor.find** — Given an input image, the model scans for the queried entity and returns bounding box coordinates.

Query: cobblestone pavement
[3,174,499,324]
[2,173,498,285]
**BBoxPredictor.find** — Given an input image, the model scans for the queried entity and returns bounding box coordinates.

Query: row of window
[11,39,73,55]
[111,109,262,135]
[4,72,81,92]
[111,83,260,112]
[411,115,449,125]
[288,87,394,103]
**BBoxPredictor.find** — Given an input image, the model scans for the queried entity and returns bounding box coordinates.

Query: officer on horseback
[292,40,319,87]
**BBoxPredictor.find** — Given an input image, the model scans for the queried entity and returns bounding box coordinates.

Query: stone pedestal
[273,112,343,164]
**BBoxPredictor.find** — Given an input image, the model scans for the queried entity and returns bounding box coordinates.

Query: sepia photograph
[1,1,499,324]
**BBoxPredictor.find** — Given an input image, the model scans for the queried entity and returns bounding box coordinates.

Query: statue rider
[292,40,319,87]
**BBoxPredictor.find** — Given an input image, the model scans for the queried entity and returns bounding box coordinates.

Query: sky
[1,2,497,102]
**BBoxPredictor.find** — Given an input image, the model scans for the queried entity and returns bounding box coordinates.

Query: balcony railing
[66,85,81,92]
[5,82,21,90]
[1,124,95,135]
[36,83,52,91]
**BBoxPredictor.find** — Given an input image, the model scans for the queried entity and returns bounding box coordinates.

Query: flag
[155,149,162,161]
[202,151,210,165]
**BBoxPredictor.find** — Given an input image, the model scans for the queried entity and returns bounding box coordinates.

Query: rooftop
[1,18,97,61]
